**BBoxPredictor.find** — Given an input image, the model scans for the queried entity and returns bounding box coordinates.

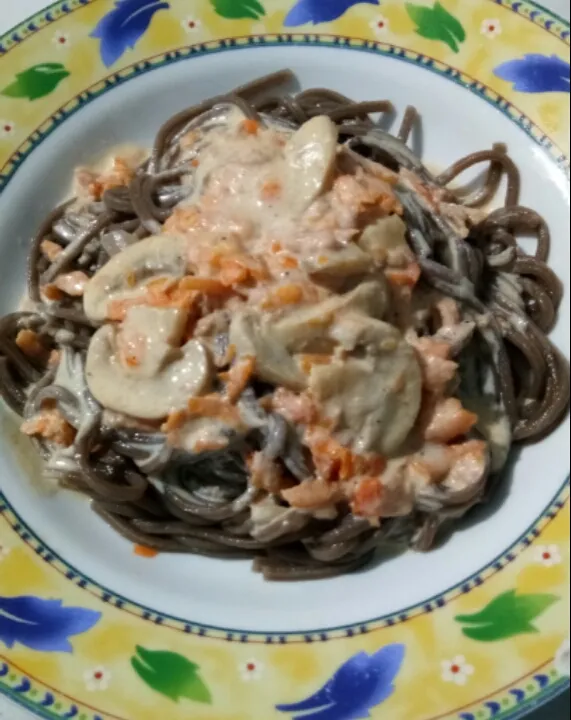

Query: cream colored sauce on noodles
[4,76,565,580]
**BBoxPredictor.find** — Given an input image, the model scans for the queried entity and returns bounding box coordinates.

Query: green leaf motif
[405,2,466,53]
[1,63,70,101]
[131,646,212,704]
[455,590,559,642]
[210,0,266,20]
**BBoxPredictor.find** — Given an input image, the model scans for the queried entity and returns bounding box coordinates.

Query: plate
[0,2,569,719]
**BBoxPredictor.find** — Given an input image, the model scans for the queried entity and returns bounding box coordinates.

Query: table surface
[0,1,569,718]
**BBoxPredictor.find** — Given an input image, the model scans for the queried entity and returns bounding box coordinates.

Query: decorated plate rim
[0,2,569,719]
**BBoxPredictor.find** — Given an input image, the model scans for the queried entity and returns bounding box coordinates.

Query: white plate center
[0,45,569,634]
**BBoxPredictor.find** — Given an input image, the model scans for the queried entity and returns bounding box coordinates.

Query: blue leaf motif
[485,702,501,716]
[284,0,380,27]
[0,595,101,653]
[494,54,570,93]
[41,693,55,707]
[90,0,170,67]
[276,644,405,720]
[13,678,31,693]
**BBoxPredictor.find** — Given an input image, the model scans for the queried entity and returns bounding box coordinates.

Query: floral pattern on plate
[0,2,569,719]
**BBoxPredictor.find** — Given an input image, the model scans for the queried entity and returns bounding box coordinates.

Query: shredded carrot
[271,241,283,254]
[147,277,176,293]
[280,255,299,270]
[220,356,256,403]
[385,262,421,288]
[193,438,229,453]
[134,545,159,559]
[108,298,138,322]
[242,119,260,135]
[191,158,200,168]
[351,477,385,518]
[161,410,188,434]
[163,207,202,235]
[261,180,282,202]
[425,397,478,443]
[88,180,104,200]
[21,409,76,447]
[305,429,386,484]
[48,349,62,367]
[282,479,343,511]
[187,394,242,425]
[217,255,269,287]
[262,284,304,309]
[226,344,237,365]
[15,330,47,361]
[272,388,319,425]
[218,258,251,287]
[100,157,136,192]
[299,354,332,375]
[178,276,230,296]
[107,276,204,321]
[41,284,64,302]
[40,240,63,262]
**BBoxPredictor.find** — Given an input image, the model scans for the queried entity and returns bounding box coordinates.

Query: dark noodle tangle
[0,73,568,581]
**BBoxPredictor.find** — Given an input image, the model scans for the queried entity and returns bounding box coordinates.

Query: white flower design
[83,666,111,692]
[369,14,390,37]
[240,659,264,682]
[0,544,11,561]
[0,120,16,138]
[441,656,475,686]
[555,638,570,678]
[481,19,502,39]
[534,544,562,567]
[181,16,201,34]
[52,30,70,48]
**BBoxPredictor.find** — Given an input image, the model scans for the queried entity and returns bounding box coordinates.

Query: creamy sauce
[51,110,494,516]
[174,109,400,282]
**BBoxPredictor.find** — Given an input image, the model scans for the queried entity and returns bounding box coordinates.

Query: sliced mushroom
[86,319,211,420]
[284,115,338,213]
[304,245,371,284]
[229,311,307,391]
[83,234,189,321]
[273,279,390,352]
[229,280,393,391]
[309,316,422,456]
[119,306,187,379]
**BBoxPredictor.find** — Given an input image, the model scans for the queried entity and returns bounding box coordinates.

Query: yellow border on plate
[0,2,569,719]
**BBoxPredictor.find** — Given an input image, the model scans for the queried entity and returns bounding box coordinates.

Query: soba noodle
[0,70,568,580]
